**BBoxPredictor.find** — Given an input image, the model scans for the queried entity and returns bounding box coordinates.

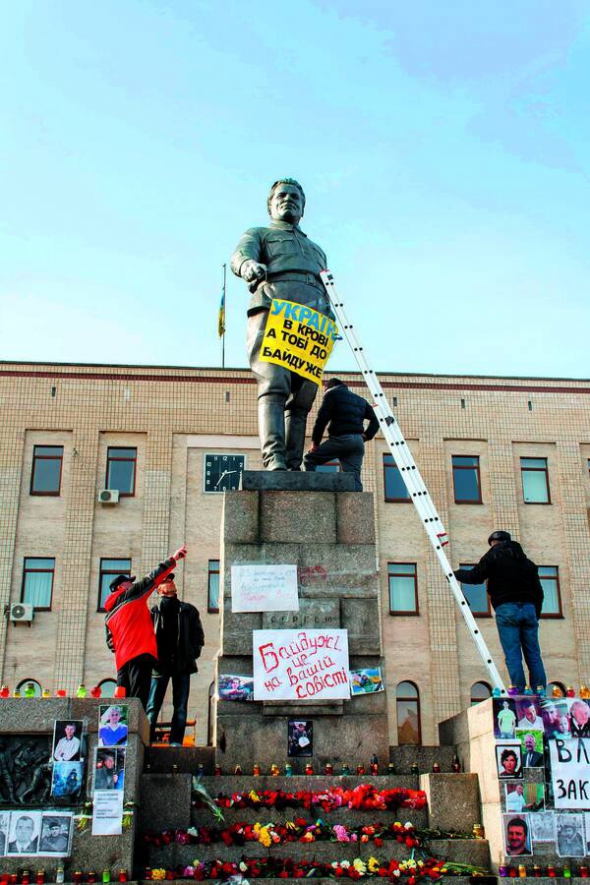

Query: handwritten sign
[231,564,299,613]
[253,628,349,701]
[259,299,338,385]
[549,737,590,809]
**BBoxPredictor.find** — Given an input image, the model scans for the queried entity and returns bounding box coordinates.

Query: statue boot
[285,409,308,471]
[258,395,288,470]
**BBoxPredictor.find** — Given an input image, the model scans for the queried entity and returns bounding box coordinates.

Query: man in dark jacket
[105,545,187,709]
[304,378,379,491]
[146,572,205,746]
[454,531,546,693]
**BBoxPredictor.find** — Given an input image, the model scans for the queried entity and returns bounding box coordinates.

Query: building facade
[1,361,589,745]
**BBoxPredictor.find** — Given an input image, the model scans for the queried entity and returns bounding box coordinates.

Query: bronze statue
[231,179,332,470]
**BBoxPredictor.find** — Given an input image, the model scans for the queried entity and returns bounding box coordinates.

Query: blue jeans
[304,434,365,491]
[495,603,546,693]
[146,672,191,745]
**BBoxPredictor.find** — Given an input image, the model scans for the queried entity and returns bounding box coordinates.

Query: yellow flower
[353,859,367,875]
[258,825,272,848]
[151,870,166,880]
[368,857,380,874]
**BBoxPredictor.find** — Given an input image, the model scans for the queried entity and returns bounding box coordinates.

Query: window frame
[106,447,137,497]
[97,678,117,698]
[470,681,492,706]
[21,557,55,611]
[383,454,411,503]
[30,445,64,496]
[538,565,563,619]
[388,562,419,615]
[395,680,422,746]
[208,559,220,614]
[458,563,492,617]
[520,457,551,505]
[451,455,483,504]
[98,557,132,612]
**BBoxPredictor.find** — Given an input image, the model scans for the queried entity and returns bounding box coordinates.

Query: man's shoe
[267,458,287,471]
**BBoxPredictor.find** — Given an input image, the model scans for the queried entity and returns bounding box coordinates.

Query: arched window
[471,681,492,706]
[17,678,42,697]
[98,679,117,698]
[396,681,421,745]
[547,681,566,698]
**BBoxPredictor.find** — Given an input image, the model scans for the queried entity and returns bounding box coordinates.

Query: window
[98,558,132,611]
[471,681,492,706]
[106,447,137,496]
[16,679,42,697]
[22,558,55,610]
[396,681,421,745]
[388,563,418,614]
[452,456,482,503]
[539,566,562,617]
[383,455,410,502]
[98,679,117,698]
[458,564,490,616]
[521,457,550,504]
[547,681,566,698]
[30,445,63,495]
[316,460,340,473]
[208,559,220,613]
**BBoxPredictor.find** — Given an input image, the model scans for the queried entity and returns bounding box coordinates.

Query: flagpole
[222,263,226,369]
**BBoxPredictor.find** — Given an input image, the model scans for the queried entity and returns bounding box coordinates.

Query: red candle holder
[55,689,67,698]
[113,687,126,698]
[90,686,102,698]
[0,686,9,698]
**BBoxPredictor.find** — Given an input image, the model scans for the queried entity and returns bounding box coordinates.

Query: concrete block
[222,544,301,592]
[420,772,481,832]
[342,598,382,654]
[298,545,378,594]
[336,492,375,545]
[260,492,336,543]
[0,698,70,731]
[241,471,355,492]
[262,598,341,630]
[138,773,192,830]
[222,491,260,543]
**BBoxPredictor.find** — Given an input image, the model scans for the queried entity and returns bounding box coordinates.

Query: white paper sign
[91,791,124,835]
[549,737,590,809]
[253,628,349,701]
[231,564,299,613]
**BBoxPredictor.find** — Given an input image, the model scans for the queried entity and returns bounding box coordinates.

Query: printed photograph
[0,811,9,857]
[98,705,129,747]
[6,811,42,856]
[541,698,571,739]
[350,668,384,696]
[516,729,544,768]
[503,813,532,857]
[218,675,255,701]
[494,698,517,739]
[516,698,544,731]
[568,699,590,738]
[496,741,523,779]
[531,811,556,844]
[556,813,585,857]
[51,761,84,801]
[38,813,73,856]
[287,720,313,757]
[505,783,545,813]
[52,720,83,762]
[94,748,125,792]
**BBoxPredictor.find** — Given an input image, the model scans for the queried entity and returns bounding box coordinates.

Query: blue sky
[2,0,589,378]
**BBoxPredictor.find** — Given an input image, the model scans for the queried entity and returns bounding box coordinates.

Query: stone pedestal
[214,472,389,771]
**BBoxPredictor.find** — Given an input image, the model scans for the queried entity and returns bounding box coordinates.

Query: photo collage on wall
[0,810,74,858]
[90,705,128,837]
[493,694,590,859]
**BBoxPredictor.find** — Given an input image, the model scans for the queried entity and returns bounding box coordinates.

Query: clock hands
[214,469,238,489]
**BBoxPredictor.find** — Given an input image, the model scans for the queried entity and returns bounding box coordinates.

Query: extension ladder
[320,270,507,693]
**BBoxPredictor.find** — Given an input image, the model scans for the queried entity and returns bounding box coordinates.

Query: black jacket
[454,540,544,618]
[151,600,205,675]
[311,383,379,445]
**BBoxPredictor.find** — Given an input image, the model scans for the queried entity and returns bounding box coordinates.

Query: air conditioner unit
[10,603,34,623]
[97,489,120,505]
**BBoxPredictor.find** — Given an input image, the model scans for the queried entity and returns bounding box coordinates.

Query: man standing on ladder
[454,531,546,693]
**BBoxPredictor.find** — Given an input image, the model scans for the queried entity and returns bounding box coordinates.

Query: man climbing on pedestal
[231,179,332,471]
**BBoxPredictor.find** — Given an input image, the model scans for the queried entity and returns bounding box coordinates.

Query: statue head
[267,178,305,224]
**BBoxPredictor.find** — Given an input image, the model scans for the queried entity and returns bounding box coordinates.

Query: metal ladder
[321,269,506,692]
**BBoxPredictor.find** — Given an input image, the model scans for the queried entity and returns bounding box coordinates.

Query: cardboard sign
[253,628,349,701]
[259,299,338,384]
[549,737,590,809]
[231,564,299,613]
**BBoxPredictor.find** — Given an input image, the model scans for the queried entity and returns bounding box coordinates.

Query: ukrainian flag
[218,290,225,338]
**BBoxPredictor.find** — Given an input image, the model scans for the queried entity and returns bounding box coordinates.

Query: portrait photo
[556,813,585,857]
[94,748,125,792]
[496,741,523,779]
[51,761,84,801]
[516,698,544,732]
[516,729,544,768]
[0,811,9,857]
[52,720,83,762]
[7,811,42,856]
[38,813,73,856]
[531,811,556,845]
[541,699,571,739]
[493,698,517,739]
[218,675,254,702]
[287,720,313,757]
[98,705,129,747]
[503,813,532,857]
[350,668,384,696]
[505,783,545,813]
[568,699,590,738]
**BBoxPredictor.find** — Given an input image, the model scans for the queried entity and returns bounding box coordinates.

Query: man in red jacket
[105,545,187,708]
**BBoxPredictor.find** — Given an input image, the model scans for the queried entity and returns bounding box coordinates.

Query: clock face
[204,453,246,493]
